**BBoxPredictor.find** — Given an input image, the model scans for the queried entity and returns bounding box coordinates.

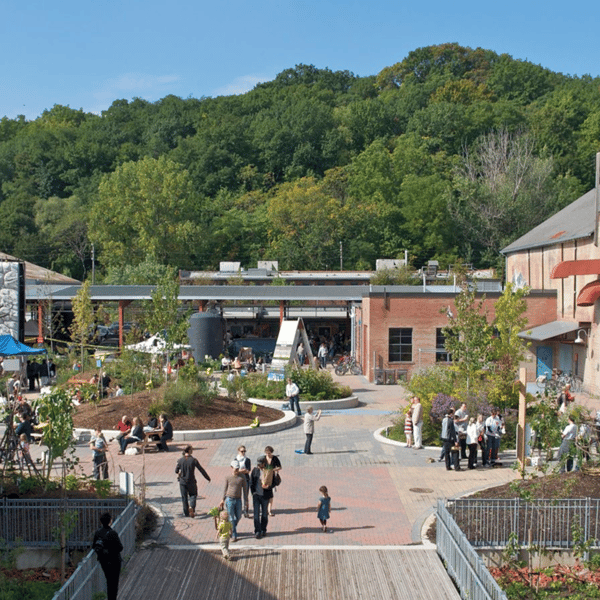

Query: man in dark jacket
[156,413,173,452]
[175,445,211,517]
[92,512,123,600]
[440,410,458,471]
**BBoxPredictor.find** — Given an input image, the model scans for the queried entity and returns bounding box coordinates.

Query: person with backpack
[92,512,123,600]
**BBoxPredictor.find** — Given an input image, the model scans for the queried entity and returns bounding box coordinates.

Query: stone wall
[0,260,24,339]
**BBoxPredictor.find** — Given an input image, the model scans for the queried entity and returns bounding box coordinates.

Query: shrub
[430,393,457,422]
[135,503,157,543]
[162,378,217,415]
[286,367,349,401]
[239,374,284,400]
[237,368,350,402]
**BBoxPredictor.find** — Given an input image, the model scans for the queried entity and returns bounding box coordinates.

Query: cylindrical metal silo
[188,310,224,361]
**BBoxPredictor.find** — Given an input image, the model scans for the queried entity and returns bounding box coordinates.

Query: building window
[436,328,452,362]
[389,328,412,362]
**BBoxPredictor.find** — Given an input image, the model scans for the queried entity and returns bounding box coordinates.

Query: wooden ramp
[119,547,460,600]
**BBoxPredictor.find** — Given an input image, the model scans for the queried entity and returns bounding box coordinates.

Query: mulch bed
[0,566,76,584]
[71,380,282,431]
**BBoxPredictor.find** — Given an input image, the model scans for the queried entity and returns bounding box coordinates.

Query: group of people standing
[439,404,504,471]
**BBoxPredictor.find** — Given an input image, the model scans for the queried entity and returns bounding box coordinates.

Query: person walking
[92,512,123,600]
[411,397,423,449]
[303,406,322,455]
[215,510,232,560]
[318,343,328,369]
[286,378,301,416]
[317,485,331,532]
[175,445,211,518]
[235,445,251,518]
[264,446,282,516]
[250,456,274,539]
[220,462,247,542]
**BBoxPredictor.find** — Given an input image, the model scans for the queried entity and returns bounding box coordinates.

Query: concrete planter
[75,409,297,443]
[248,395,359,411]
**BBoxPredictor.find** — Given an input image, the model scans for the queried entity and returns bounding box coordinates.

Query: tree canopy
[0,46,598,278]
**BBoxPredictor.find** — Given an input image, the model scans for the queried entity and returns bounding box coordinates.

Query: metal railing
[52,500,137,600]
[1,498,128,548]
[445,498,600,549]
[437,499,508,600]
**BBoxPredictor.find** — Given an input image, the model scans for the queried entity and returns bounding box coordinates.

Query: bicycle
[334,355,362,376]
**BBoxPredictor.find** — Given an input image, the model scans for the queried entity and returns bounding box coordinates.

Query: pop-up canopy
[0,334,46,357]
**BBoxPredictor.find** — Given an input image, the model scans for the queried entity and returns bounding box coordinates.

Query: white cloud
[212,74,270,97]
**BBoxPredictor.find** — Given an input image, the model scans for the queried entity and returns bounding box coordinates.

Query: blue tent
[0,334,46,357]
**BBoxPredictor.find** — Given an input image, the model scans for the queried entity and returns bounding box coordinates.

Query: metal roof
[502,188,596,254]
[518,320,580,341]
[28,284,369,302]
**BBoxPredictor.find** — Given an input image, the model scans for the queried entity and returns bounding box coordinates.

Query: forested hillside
[1,43,599,281]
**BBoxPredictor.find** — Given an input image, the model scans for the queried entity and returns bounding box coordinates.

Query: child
[19,433,34,470]
[317,486,331,532]
[215,509,233,560]
[404,409,413,448]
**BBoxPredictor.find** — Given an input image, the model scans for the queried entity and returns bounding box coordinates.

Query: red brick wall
[359,291,556,382]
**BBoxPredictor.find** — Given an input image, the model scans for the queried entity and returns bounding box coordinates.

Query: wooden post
[279,300,285,325]
[517,367,527,468]
[118,300,132,349]
[37,302,44,343]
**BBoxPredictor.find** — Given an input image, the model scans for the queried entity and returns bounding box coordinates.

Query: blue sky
[2,0,599,121]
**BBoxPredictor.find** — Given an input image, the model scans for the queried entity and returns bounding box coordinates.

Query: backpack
[93,536,111,560]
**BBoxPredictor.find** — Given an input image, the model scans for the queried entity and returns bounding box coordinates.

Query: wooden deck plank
[119,548,460,600]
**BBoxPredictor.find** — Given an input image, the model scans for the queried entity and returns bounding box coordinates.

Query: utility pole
[339,241,343,271]
[91,243,95,285]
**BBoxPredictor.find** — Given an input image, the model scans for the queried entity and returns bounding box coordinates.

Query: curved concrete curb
[75,410,297,443]
[248,395,359,411]
[373,426,438,451]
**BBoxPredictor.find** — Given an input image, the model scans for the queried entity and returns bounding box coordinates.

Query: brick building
[354,286,557,384]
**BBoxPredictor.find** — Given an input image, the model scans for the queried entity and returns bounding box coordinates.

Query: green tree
[70,279,95,368]
[266,176,368,269]
[443,281,493,396]
[488,283,530,408]
[37,388,78,487]
[449,129,576,266]
[103,257,173,285]
[90,156,200,269]
[141,268,189,348]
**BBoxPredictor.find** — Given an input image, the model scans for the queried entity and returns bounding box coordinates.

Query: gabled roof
[0,252,80,284]
[501,188,596,255]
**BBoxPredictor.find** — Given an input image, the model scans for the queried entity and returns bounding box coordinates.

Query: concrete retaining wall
[248,395,359,411]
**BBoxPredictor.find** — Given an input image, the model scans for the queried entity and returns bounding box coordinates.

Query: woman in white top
[466,417,479,470]
[235,445,252,518]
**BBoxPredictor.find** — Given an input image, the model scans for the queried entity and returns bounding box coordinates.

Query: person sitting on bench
[156,414,173,452]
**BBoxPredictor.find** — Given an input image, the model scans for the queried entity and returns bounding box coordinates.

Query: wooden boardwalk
[119,547,460,600]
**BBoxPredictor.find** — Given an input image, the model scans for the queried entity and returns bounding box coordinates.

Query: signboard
[270,318,313,371]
